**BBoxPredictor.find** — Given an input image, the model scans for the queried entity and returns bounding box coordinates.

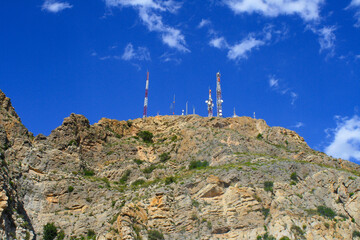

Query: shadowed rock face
[1,89,360,240]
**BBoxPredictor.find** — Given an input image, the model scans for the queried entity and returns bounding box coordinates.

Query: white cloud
[227,37,264,60]
[198,19,211,28]
[208,25,285,61]
[268,76,298,105]
[105,0,189,52]
[122,43,151,61]
[269,77,279,88]
[347,0,360,27]
[307,25,336,57]
[42,0,72,13]
[325,115,360,162]
[209,37,228,49]
[293,122,304,128]
[223,0,324,21]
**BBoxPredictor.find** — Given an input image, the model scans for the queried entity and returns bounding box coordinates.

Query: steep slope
[1,89,360,240]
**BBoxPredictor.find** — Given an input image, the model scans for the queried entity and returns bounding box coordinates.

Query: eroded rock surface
[1,89,360,240]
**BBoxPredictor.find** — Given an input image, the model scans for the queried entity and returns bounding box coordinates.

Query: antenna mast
[173,94,176,115]
[205,89,214,117]
[143,71,149,118]
[216,72,223,117]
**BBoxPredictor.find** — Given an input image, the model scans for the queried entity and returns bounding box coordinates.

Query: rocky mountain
[1,89,360,240]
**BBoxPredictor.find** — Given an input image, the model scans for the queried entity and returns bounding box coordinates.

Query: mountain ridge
[0,89,360,240]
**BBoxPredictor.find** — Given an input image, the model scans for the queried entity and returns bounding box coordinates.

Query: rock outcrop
[1,89,360,240]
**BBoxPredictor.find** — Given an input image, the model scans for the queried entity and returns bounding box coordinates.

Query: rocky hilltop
[1,89,360,240]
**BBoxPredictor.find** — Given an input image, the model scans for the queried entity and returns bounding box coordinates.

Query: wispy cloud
[159,52,182,64]
[198,19,211,28]
[308,25,336,57]
[205,24,285,61]
[346,0,360,27]
[227,37,265,60]
[42,0,72,13]
[223,0,324,22]
[293,122,304,128]
[268,76,298,105]
[122,43,151,61]
[105,0,189,52]
[325,115,360,162]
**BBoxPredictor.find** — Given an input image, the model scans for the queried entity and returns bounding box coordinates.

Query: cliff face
[1,89,360,240]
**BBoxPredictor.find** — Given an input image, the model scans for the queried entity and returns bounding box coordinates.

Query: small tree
[290,172,298,182]
[43,223,57,240]
[159,153,171,163]
[148,229,164,240]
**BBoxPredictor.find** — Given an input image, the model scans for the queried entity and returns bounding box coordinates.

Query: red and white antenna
[143,71,149,118]
[205,89,214,117]
[216,72,223,117]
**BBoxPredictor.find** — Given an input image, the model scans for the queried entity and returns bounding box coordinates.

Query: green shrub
[324,222,330,229]
[126,121,133,128]
[148,229,164,240]
[56,230,65,240]
[291,225,304,238]
[350,192,354,197]
[189,160,209,170]
[290,172,298,182]
[143,165,157,174]
[87,230,96,240]
[119,170,131,184]
[262,208,270,219]
[165,176,176,185]
[171,135,178,142]
[317,205,336,219]
[83,169,95,176]
[257,233,276,240]
[137,131,153,143]
[353,230,360,238]
[43,223,58,240]
[257,133,263,139]
[264,181,274,192]
[290,181,297,186]
[159,153,171,163]
[68,186,74,193]
[132,179,146,187]
[133,159,144,165]
[279,237,290,240]
[68,139,78,147]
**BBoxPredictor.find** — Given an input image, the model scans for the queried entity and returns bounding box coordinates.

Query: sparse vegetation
[143,164,157,174]
[133,159,144,165]
[256,233,276,240]
[189,160,209,170]
[257,133,263,140]
[83,169,95,176]
[164,176,176,185]
[262,208,270,219]
[291,225,305,239]
[68,139,78,147]
[126,120,133,128]
[353,230,360,239]
[43,223,58,240]
[290,172,298,182]
[317,205,336,219]
[137,131,153,143]
[159,152,171,163]
[119,170,131,184]
[279,237,290,240]
[87,230,96,240]
[56,230,65,240]
[132,179,146,187]
[171,135,178,142]
[264,181,274,192]
[148,229,164,240]
[68,186,74,193]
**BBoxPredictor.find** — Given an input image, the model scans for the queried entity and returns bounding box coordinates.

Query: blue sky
[1,0,360,162]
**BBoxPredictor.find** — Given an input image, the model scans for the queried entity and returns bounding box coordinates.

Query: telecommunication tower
[205,89,214,117]
[216,72,223,117]
[233,108,238,118]
[173,94,176,115]
[143,71,149,118]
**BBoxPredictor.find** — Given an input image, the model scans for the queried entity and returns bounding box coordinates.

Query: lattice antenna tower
[143,71,149,118]
[216,72,223,117]
[205,89,214,117]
